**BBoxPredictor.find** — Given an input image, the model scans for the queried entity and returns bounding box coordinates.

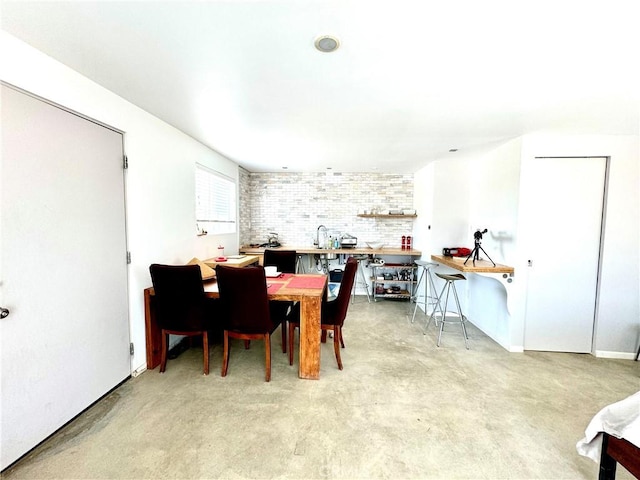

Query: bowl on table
[365,241,385,250]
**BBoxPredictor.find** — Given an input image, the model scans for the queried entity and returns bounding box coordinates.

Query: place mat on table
[286,276,327,289]
[267,283,284,293]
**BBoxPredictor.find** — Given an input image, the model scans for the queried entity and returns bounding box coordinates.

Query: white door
[522,157,606,352]
[0,85,130,468]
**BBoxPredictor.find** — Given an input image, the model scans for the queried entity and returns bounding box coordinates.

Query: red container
[401,236,406,250]
[406,236,412,250]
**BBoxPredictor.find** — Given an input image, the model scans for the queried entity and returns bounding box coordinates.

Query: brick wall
[238,166,251,244]
[239,171,415,248]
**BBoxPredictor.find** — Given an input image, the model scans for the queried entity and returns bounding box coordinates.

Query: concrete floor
[3,299,639,479]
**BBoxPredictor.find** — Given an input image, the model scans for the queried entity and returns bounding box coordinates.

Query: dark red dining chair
[288,256,358,370]
[149,264,217,375]
[215,265,289,382]
[263,249,297,274]
[263,249,297,353]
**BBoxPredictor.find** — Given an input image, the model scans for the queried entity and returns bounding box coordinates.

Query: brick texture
[239,170,415,248]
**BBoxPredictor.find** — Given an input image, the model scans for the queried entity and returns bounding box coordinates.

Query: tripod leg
[464,246,479,266]
[478,245,496,266]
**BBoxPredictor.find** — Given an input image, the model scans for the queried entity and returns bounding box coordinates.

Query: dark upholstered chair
[149,264,217,375]
[263,249,297,352]
[263,249,297,274]
[215,265,289,381]
[288,256,358,370]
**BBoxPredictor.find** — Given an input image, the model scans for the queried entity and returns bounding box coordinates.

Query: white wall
[1,32,240,372]
[412,164,434,256]
[466,139,524,349]
[414,139,523,350]
[468,139,522,265]
[413,133,639,357]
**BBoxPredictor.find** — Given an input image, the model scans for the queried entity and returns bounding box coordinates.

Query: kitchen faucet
[316,225,327,248]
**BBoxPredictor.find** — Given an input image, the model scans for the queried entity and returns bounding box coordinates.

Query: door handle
[0,307,9,319]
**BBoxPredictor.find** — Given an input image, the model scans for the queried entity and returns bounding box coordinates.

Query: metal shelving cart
[371,263,417,301]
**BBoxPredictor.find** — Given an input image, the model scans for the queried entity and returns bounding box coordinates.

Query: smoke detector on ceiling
[314,35,340,53]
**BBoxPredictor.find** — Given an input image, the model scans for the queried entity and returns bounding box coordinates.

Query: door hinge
[126,251,132,264]
[123,155,128,169]
[130,343,135,355]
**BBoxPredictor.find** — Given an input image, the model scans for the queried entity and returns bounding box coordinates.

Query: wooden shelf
[374,291,411,299]
[357,214,417,218]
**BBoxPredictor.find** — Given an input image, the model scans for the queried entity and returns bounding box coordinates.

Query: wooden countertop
[240,245,422,256]
[203,254,260,268]
[431,254,514,274]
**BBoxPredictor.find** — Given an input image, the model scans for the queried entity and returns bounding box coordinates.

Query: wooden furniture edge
[298,293,322,380]
[144,287,161,370]
[203,254,260,268]
[599,433,640,480]
[240,245,422,256]
[431,254,514,274]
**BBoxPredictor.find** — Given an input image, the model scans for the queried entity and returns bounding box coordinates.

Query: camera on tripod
[474,228,488,242]
[465,228,496,267]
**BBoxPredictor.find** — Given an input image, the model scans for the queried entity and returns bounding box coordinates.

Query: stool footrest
[433,312,467,320]
[435,273,466,281]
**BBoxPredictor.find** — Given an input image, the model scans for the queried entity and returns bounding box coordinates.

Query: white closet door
[0,85,130,468]
[522,156,606,352]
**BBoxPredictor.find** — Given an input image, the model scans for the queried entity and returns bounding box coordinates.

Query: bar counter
[430,254,514,274]
[431,253,516,319]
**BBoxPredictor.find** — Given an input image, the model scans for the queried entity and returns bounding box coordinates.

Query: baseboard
[595,350,637,360]
[132,364,147,377]
[509,346,524,353]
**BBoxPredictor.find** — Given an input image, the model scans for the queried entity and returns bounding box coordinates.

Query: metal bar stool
[351,255,371,303]
[424,272,469,349]
[411,260,439,323]
[410,260,439,320]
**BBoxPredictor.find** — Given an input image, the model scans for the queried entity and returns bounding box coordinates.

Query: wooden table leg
[599,433,617,480]
[298,294,321,379]
[599,433,640,480]
[144,288,161,370]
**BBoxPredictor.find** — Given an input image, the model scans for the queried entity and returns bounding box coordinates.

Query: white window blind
[195,164,236,235]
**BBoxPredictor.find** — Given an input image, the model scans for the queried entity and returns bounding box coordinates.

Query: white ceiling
[2,0,639,173]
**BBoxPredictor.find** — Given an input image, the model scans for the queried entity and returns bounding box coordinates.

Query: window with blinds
[195,164,236,235]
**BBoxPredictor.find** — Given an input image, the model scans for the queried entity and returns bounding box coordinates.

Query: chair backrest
[263,249,297,273]
[215,265,274,333]
[149,264,206,331]
[326,256,358,326]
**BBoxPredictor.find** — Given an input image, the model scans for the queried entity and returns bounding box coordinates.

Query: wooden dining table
[144,272,328,379]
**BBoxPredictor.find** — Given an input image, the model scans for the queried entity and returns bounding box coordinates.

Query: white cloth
[576,390,640,462]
